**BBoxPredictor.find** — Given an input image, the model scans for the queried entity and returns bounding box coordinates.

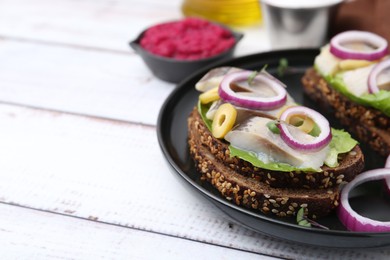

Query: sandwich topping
[314,30,390,116]
[368,59,390,93]
[277,106,332,152]
[197,68,357,172]
[218,70,287,110]
[224,116,330,170]
[329,30,388,61]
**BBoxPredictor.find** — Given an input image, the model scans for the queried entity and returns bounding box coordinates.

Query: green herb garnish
[247,70,258,86]
[296,207,329,229]
[247,64,269,86]
[266,120,280,134]
[277,58,288,77]
[297,207,311,227]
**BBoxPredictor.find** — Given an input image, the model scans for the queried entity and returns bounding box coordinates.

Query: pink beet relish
[140,18,236,61]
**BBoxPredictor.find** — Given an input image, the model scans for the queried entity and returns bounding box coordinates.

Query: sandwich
[188,67,364,219]
[302,30,390,157]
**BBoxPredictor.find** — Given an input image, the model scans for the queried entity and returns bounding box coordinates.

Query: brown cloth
[329,0,390,43]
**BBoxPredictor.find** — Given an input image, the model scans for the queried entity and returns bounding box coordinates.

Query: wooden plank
[0,203,275,259]
[0,40,174,125]
[0,0,269,54]
[0,103,387,259]
[0,35,268,126]
[0,0,183,52]
[0,0,270,126]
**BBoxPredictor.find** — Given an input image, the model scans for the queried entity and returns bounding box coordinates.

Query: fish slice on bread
[302,31,390,157]
[302,64,390,157]
[188,67,364,219]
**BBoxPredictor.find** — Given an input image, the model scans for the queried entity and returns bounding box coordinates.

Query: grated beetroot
[140,18,236,60]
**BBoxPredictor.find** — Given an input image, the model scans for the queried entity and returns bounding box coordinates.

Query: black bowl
[130,22,243,83]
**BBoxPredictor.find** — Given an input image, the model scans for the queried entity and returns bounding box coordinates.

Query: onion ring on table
[337,168,390,232]
[385,155,390,195]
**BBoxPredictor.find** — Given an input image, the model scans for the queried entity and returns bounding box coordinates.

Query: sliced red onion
[278,106,331,151]
[337,168,390,232]
[386,177,390,196]
[385,155,390,195]
[386,155,390,168]
[368,59,390,93]
[330,31,388,61]
[218,71,287,110]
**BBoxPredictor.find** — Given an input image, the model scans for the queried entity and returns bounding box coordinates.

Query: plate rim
[156,48,390,248]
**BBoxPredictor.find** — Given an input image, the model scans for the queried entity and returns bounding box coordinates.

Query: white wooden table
[0,0,389,259]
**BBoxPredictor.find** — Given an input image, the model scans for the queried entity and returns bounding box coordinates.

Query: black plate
[157,49,390,248]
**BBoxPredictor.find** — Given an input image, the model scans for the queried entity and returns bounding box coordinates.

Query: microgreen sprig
[296,207,329,230]
[247,64,269,86]
[277,58,288,77]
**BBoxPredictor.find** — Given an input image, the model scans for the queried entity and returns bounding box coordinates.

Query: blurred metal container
[261,0,343,49]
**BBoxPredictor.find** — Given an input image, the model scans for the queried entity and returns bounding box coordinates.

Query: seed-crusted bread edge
[302,68,390,157]
[188,109,343,218]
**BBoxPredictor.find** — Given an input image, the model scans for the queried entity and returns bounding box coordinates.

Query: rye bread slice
[188,109,342,218]
[302,68,390,157]
[189,108,364,189]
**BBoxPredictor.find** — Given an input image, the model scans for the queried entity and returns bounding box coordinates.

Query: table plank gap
[0,34,133,55]
[0,100,157,129]
[0,40,175,125]
[0,202,274,259]
[0,0,184,52]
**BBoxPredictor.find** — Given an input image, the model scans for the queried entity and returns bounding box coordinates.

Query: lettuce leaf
[229,146,317,172]
[324,129,358,168]
[230,128,357,172]
[328,128,358,154]
[324,73,390,117]
[198,101,212,130]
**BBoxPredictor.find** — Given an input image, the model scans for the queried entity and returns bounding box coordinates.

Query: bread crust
[187,108,364,218]
[302,68,390,157]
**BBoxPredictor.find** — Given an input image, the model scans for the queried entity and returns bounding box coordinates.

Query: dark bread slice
[189,108,364,189]
[302,68,390,157]
[188,109,341,218]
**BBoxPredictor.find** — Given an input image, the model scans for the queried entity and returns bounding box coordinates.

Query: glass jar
[181,0,262,27]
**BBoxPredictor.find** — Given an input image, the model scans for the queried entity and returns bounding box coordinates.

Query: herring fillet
[224,117,329,170]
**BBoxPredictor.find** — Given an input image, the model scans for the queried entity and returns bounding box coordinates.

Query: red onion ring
[218,71,287,110]
[330,31,388,61]
[278,106,331,151]
[368,59,390,93]
[337,168,390,232]
[385,155,390,195]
